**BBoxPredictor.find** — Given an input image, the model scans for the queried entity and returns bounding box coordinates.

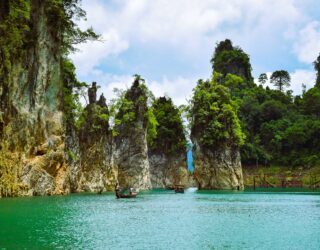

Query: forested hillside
[210,39,320,168]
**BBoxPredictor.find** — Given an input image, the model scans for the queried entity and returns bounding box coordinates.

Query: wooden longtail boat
[115,187,137,199]
[174,185,185,193]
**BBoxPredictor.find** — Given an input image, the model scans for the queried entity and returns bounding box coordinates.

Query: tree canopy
[270,70,291,92]
[209,39,320,167]
[46,0,100,55]
[190,73,245,150]
[113,75,158,142]
[314,53,320,88]
[150,97,186,155]
[258,73,268,85]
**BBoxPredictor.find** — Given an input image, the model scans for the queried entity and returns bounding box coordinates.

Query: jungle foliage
[210,40,320,167]
[45,0,100,55]
[150,96,186,155]
[0,0,99,130]
[190,73,245,150]
[113,75,158,141]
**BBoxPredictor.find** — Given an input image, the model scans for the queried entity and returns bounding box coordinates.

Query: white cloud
[82,70,196,106]
[290,69,316,94]
[75,0,306,61]
[70,30,128,76]
[85,70,133,102]
[79,0,303,51]
[294,21,320,64]
[94,69,316,108]
[72,0,319,105]
[148,77,197,106]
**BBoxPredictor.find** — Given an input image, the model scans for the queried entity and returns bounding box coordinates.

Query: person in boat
[115,182,121,196]
[129,187,133,195]
[114,182,121,199]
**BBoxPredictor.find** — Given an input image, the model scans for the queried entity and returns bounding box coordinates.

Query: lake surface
[0,189,319,249]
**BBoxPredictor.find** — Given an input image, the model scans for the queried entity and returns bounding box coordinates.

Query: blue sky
[71,0,320,105]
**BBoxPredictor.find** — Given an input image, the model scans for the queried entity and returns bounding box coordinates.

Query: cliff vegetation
[1,1,320,196]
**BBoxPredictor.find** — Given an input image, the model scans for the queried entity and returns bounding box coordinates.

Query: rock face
[193,140,243,190]
[0,1,69,197]
[148,96,188,188]
[149,154,188,188]
[0,2,190,197]
[190,77,245,190]
[71,83,116,192]
[211,39,253,82]
[114,129,151,191]
[114,79,151,191]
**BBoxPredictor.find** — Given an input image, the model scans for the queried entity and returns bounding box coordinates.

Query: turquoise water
[0,189,319,249]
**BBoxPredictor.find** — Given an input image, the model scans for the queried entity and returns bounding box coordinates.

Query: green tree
[260,100,286,122]
[190,73,245,150]
[114,75,158,141]
[213,39,233,55]
[207,40,320,167]
[45,0,100,55]
[314,53,320,88]
[58,0,100,137]
[270,70,291,91]
[0,0,99,126]
[223,73,246,95]
[150,97,186,154]
[258,73,268,85]
[62,59,88,127]
[302,83,307,95]
[301,87,320,118]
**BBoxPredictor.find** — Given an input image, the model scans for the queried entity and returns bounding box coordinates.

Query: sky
[71,0,320,106]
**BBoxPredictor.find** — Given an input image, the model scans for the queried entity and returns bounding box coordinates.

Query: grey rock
[114,129,151,191]
[149,153,188,188]
[193,140,244,190]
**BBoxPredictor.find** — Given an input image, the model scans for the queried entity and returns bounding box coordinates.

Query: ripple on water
[0,191,319,249]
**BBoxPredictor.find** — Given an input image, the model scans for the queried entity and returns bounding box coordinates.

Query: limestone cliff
[68,83,116,192]
[190,76,244,190]
[114,77,151,191]
[148,97,188,188]
[0,1,191,197]
[211,39,253,82]
[192,140,243,190]
[0,1,69,197]
[149,154,188,188]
